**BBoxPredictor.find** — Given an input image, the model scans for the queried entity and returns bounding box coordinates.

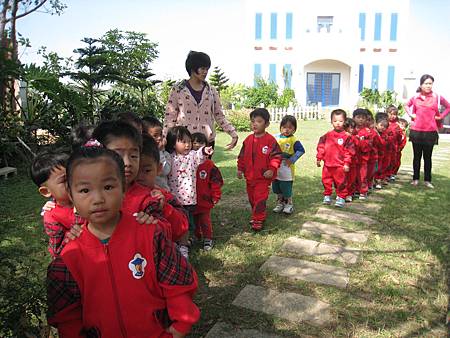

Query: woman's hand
[435,115,442,121]
[411,113,416,121]
[225,136,239,150]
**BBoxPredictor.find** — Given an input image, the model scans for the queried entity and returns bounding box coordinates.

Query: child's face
[367,119,375,128]
[354,115,366,127]
[376,122,387,133]
[136,155,161,188]
[192,140,206,151]
[69,157,124,228]
[280,121,296,137]
[345,126,354,135]
[399,122,407,130]
[388,111,398,122]
[39,166,70,205]
[251,116,269,135]
[106,137,140,188]
[146,126,164,150]
[331,114,345,131]
[175,135,192,155]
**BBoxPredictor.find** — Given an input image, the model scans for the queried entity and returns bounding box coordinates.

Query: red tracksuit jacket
[386,121,402,153]
[372,130,386,161]
[47,214,200,337]
[316,130,355,167]
[196,159,223,211]
[354,127,372,162]
[237,133,282,181]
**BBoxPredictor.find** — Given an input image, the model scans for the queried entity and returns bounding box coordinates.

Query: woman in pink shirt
[405,74,450,188]
[163,51,238,150]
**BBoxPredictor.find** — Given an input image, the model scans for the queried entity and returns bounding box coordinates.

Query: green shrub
[220,109,251,132]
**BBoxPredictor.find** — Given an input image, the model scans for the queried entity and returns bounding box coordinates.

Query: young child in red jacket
[191,132,223,250]
[373,113,389,188]
[386,105,404,181]
[47,146,200,337]
[366,114,378,191]
[237,108,282,231]
[343,118,358,202]
[393,118,409,175]
[317,109,355,208]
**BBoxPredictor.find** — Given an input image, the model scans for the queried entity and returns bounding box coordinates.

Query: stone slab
[0,166,17,179]
[232,284,332,326]
[301,220,368,243]
[315,207,376,225]
[261,255,349,288]
[347,202,381,213]
[281,237,360,264]
[206,322,282,338]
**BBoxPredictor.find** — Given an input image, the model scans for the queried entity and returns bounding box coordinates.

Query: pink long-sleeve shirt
[405,92,450,132]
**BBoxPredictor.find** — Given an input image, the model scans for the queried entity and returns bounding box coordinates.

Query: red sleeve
[209,165,223,204]
[357,130,371,153]
[237,141,246,172]
[153,226,200,334]
[316,134,326,160]
[161,189,188,241]
[268,138,282,173]
[439,95,450,119]
[43,211,68,258]
[343,136,356,166]
[47,257,83,337]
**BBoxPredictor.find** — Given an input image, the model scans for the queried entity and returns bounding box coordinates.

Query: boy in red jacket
[393,118,408,175]
[191,132,223,250]
[386,105,404,181]
[352,108,372,200]
[237,108,282,231]
[373,113,389,188]
[317,109,355,208]
[344,118,358,202]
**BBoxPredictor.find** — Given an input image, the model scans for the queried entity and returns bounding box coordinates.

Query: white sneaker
[335,197,345,208]
[323,195,332,205]
[178,245,189,259]
[283,204,294,214]
[203,239,213,251]
[424,181,434,189]
[359,194,367,200]
[345,196,352,202]
[273,203,284,213]
[411,180,419,186]
[375,184,382,189]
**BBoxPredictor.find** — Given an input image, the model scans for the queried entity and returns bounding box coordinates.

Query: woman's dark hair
[330,109,347,120]
[71,124,94,150]
[93,120,143,151]
[165,126,192,153]
[250,108,270,123]
[191,132,208,146]
[417,74,434,92]
[185,51,211,76]
[280,115,297,131]
[344,118,356,130]
[141,134,160,164]
[66,146,125,191]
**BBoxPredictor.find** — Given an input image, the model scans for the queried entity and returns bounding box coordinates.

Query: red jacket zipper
[104,244,127,337]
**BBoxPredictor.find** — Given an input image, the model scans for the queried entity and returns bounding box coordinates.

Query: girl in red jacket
[191,132,223,251]
[47,146,200,338]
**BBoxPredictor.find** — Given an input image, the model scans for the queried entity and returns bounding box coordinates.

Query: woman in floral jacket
[163,51,238,150]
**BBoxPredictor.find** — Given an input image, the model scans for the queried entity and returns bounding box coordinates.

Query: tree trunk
[0,0,11,111]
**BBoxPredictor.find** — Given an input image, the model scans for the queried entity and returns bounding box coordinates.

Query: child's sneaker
[251,220,263,231]
[178,244,189,259]
[283,203,294,214]
[389,175,396,182]
[203,238,213,251]
[273,202,285,213]
[345,195,352,202]
[359,193,367,200]
[375,183,382,189]
[335,197,345,208]
[322,195,332,205]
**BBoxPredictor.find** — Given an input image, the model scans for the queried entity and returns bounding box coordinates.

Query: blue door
[306,72,340,106]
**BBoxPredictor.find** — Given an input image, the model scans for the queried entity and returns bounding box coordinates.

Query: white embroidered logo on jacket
[128,253,147,279]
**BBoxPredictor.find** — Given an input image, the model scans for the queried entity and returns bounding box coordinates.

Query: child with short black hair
[47,145,200,337]
[191,132,223,250]
[386,105,404,181]
[316,109,355,207]
[374,113,389,188]
[116,111,143,132]
[272,115,305,214]
[142,115,171,190]
[237,108,282,230]
[344,118,358,202]
[352,108,372,200]
[31,150,82,257]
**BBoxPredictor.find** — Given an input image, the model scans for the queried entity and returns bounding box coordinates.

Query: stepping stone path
[206,322,282,338]
[301,220,369,243]
[346,202,381,213]
[261,255,349,288]
[281,237,361,264]
[232,284,333,326]
[314,207,376,225]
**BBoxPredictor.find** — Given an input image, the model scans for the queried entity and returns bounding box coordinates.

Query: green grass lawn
[0,120,449,337]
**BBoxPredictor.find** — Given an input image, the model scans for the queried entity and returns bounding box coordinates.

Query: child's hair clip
[84,139,103,148]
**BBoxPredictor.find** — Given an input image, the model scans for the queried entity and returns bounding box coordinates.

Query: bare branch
[5,0,48,22]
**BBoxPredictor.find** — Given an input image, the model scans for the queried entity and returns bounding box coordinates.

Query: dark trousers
[412,142,434,182]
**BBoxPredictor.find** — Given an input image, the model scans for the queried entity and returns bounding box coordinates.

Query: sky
[16,0,450,94]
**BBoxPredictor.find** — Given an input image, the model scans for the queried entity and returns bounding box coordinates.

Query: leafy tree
[359,87,404,114]
[209,66,229,93]
[276,88,296,108]
[243,77,278,108]
[220,83,246,110]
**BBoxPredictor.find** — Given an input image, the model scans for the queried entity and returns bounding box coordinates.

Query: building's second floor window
[317,16,333,33]
[271,13,277,39]
[374,13,382,41]
[390,13,398,41]
[359,13,366,41]
[286,13,293,39]
[255,13,262,40]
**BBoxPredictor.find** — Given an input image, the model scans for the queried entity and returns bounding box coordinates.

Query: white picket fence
[268,103,324,122]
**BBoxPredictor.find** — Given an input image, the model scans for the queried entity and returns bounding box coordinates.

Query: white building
[244,0,412,108]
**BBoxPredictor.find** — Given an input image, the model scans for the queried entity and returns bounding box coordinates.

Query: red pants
[367,160,376,188]
[246,180,270,222]
[347,165,358,197]
[193,209,212,239]
[356,161,368,194]
[392,151,402,175]
[322,166,347,199]
[378,153,391,180]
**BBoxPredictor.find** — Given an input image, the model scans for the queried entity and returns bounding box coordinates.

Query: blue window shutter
[270,13,277,39]
[374,13,382,41]
[390,13,398,41]
[387,66,395,90]
[359,13,366,41]
[286,13,293,39]
[358,64,364,92]
[254,64,262,86]
[269,64,276,83]
[371,65,379,89]
[284,64,292,88]
[255,13,262,40]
